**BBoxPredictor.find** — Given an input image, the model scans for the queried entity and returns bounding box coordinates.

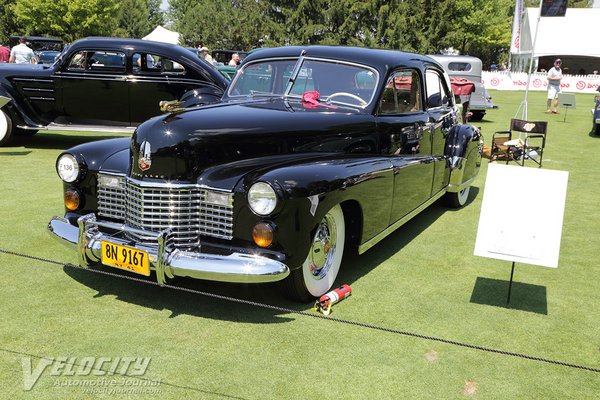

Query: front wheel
[0,109,14,146]
[283,204,345,302]
[444,186,471,208]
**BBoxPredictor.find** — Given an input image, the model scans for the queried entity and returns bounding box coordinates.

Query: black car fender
[0,89,36,128]
[229,156,396,268]
[444,124,483,192]
[179,86,224,108]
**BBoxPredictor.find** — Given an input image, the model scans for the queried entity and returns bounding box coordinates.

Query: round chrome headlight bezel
[56,153,84,183]
[248,182,278,216]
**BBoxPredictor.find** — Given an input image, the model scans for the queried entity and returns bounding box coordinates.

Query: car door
[425,68,455,194]
[128,52,210,123]
[56,49,129,125]
[376,69,434,224]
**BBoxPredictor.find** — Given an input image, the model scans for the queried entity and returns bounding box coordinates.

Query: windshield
[228,57,378,108]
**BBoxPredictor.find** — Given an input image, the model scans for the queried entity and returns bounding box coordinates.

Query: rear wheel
[444,186,471,208]
[0,109,14,146]
[284,204,345,302]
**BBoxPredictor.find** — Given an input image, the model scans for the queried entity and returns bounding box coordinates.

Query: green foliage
[3,0,595,66]
[11,0,120,42]
[113,0,152,39]
[0,0,20,44]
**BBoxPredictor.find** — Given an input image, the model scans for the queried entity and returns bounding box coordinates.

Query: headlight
[56,154,81,183]
[248,182,278,216]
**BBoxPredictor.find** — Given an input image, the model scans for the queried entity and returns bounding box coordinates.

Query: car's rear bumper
[48,214,290,285]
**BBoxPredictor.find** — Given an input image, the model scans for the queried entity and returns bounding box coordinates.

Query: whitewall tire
[0,109,14,146]
[285,204,345,301]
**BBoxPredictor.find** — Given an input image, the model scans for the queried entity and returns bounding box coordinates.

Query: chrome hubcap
[308,215,337,280]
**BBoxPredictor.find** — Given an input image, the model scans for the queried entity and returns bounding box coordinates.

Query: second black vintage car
[48,46,482,301]
[0,37,228,145]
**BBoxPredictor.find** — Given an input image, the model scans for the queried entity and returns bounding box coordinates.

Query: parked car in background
[184,47,236,80]
[0,37,229,146]
[48,46,482,301]
[212,49,248,65]
[9,35,63,52]
[35,50,60,65]
[429,54,497,121]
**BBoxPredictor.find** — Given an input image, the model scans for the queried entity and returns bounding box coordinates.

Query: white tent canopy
[513,8,600,73]
[142,26,180,45]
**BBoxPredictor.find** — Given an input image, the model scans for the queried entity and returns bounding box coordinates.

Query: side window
[66,50,125,73]
[425,70,450,109]
[132,52,185,76]
[378,69,421,115]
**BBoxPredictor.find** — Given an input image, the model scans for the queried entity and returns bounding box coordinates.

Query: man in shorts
[546,59,562,114]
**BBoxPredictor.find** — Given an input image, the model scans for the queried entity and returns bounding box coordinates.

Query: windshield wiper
[284,50,307,95]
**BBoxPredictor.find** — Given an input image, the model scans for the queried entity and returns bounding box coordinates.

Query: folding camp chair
[490,119,548,168]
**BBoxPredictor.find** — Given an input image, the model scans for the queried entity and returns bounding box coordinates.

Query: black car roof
[66,37,228,87]
[242,45,442,74]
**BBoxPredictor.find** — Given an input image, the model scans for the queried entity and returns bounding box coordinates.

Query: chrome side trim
[358,188,446,254]
[48,215,290,284]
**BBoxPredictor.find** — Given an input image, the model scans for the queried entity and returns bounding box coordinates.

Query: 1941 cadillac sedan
[48,46,483,301]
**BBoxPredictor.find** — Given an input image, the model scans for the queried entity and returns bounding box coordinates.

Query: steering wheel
[327,92,368,106]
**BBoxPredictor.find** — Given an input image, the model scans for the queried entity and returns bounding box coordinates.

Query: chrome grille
[97,174,234,248]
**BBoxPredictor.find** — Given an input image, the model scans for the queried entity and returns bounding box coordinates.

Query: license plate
[101,241,150,276]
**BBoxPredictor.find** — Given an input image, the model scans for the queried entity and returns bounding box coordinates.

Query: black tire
[444,186,471,208]
[0,109,14,146]
[282,204,345,302]
[594,123,599,136]
[469,110,485,122]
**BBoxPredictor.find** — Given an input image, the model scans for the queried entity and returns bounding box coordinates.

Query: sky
[160,0,168,11]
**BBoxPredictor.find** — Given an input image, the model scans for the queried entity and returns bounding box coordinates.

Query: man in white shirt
[546,58,562,114]
[9,37,36,64]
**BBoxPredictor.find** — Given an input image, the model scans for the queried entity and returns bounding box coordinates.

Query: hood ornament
[139,141,152,171]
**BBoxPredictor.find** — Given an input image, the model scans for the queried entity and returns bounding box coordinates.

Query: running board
[17,123,136,134]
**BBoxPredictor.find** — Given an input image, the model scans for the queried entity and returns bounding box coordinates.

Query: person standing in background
[9,37,36,64]
[546,58,562,114]
[228,53,240,66]
[0,44,10,62]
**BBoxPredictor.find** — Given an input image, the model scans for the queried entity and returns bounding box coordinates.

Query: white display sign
[474,164,569,268]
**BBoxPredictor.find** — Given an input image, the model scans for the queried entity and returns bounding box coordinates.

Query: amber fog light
[64,189,81,211]
[252,222,274,248]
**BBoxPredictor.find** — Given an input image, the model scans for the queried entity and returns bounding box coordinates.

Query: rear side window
[448,62,471,72]
[425,70,451,109]
[67,50,125,73]
[132,52,186,76]
[378,69,422,114]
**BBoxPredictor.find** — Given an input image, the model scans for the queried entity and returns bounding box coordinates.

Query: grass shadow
[63,265,300,324]
[0,151,32,156]
[470,276,548,315]
[12,131,129,150]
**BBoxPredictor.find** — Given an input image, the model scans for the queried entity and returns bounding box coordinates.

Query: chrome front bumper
[48,214,290,285]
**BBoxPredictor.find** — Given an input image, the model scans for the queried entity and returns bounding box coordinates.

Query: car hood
[129,98,376,185]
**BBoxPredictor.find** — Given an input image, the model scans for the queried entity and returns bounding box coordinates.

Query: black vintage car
[0,37,228,145]
[48,46,483,301]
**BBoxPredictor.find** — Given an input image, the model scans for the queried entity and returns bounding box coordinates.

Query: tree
[12,0,120,42]
[113,0,152,38]
[0,0,20,45]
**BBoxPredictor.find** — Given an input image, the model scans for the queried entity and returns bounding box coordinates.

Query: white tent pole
[522,0,544,120]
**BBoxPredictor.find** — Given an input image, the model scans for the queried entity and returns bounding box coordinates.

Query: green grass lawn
[1,90,599,399]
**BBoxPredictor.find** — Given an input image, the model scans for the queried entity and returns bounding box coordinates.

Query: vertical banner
[510,0,524,54]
